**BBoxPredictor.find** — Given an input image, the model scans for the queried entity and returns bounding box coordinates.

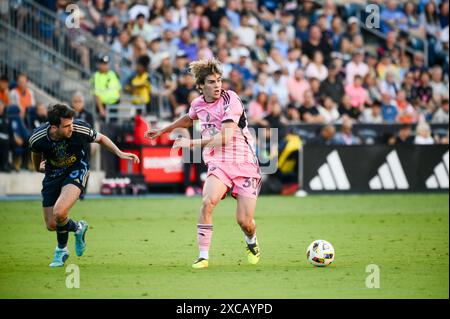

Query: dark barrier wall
[302,145,449,192]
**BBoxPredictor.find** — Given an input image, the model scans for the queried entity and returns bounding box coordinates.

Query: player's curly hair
[189,58,223,88]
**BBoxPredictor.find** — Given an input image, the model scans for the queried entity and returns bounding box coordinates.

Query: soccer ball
[306,239,335,267]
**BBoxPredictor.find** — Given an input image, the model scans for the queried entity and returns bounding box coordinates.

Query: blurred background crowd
[0,0,449,175]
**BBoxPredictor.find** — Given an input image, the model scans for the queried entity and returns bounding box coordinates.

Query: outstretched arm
[95,133,140,163]
[144,114,193,140]
[174,121,236,149]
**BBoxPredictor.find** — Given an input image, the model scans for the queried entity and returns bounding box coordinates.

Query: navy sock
[56,219,79,249]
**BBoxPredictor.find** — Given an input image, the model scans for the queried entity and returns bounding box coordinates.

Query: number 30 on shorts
[243,178,258,189]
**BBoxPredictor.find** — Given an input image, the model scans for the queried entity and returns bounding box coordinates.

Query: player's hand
[119,152,140,164]
[144,129,163,140]
[39,160,46,173]
[173,137,192,149]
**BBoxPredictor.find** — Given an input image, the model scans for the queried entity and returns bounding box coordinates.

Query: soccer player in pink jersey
[145,58,261,269]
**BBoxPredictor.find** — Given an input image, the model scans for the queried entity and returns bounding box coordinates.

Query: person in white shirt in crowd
[414,121,435,145]
[432,98,449,124]
[429,66,449,103]
[270,70,289,108]
[360,100,384,124]
[305,51,328,81]
[345,49,369,85]
[318,96,340,124]
[234,13,256,48]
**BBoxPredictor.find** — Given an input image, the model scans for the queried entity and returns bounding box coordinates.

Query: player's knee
[52,207,68,223]
[237,216,253,230]
[46,223,56,231]
[202,196,219,211]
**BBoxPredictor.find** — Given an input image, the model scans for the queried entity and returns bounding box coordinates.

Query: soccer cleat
[49,247,69,267]
[74,220,88,257]
[246,240,260,265]
[192,258,209,269]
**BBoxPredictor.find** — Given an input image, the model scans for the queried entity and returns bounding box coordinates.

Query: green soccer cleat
[246,240,260,265]
[192,258,209,269]
[49,247,69,267]
[74,220,88,257]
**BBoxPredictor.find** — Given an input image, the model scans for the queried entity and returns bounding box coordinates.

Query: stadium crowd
[0,0,449,173]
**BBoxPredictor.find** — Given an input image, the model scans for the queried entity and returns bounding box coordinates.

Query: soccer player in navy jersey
[29,104,139,267]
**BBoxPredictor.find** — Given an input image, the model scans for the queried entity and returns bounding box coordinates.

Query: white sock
[199,250,209,260]
[245,234,256,245]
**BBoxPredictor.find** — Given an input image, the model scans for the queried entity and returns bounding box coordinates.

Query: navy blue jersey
[28,119,97,178]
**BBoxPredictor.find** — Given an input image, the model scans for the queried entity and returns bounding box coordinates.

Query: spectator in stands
[302,25,332,61]
[0,100,13,172]
[318,96,340,124]
[204,0,226,30]
[112,30,134,86]
[285,47,301,77]
[381,0,407,33]
[225,0,241,29]
[93,11,119,45]
[319,63,345,105]
[344,16,361,41]
[91,55,121,121]
[360,100,384,124]
[132,13,156,42]
[235,13,256,48]
[379,71,400,100]
[345,75,368,110]
[295,14,310,44]
[9,74,35,119]
[389,123,414,145]
[160,29,180,62]
[430,66,449,104]
[414,121,435,144]
[381,93,398,123]
[298,90,324,124]
[177,27,198,61]
[330,15,345,51]
[305,51,328,81]
[26,102,48,130]
[338,94,360,121]
[0,76,10,107]
[253,72,272,98]
[333,117,361,145]
[248,91,270,127]
[287,68,311,107]
[308,124,336,146]
[345,49,369,85]
[412,71,433,105]
[71,92,94,127]
[264,96,288,139]
[271,70,289,109]
[395,90,418,124]
[402,71,417,102]
[364,73,383,104]
[125,55,152,108]
[169,72,197,117]
[432,98,449,124]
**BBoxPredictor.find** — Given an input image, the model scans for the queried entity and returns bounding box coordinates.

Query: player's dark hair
[48,104,75,126]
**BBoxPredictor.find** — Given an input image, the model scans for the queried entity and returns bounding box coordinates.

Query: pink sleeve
[188,103,198,120]
[222,91,243,124]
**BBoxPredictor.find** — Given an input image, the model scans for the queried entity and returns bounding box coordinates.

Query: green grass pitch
[0,194,448,298]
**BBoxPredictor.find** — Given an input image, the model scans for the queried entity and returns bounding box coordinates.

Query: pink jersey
[188,90,258,165]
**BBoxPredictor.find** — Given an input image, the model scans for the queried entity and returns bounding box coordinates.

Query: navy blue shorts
[41,165,90,207]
